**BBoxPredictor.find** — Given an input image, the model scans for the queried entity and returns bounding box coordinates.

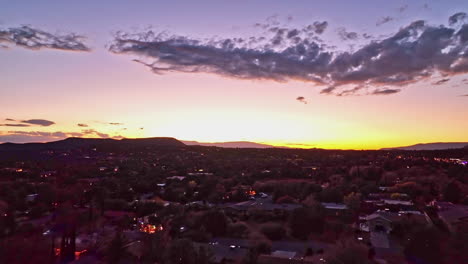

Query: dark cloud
[371,88,401,95]
[140,127,144,130]
[312,21,328,34]
[376,16,394,26]
[77,123,88,127]
[0,124,30,127]
[461,94,468,97]
[5,118,16,121]
[296,96,307,104]
[109,122,124,125]
[21,119,55,126]
[0,25,90,51]
[449,12,467,26]
[432,78,450,85]
[110,13,468,96]
[337,28,359,41]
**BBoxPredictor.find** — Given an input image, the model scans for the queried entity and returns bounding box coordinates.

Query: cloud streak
[110,13,468,96]
[0,25,90,51]
[296,96,308,104]
[0,129,112,143]
[21,119,55,126]
[376,16,394,26]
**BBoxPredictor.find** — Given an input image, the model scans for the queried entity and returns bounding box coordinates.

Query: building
[364,210,428,233]
[435,202,468,232]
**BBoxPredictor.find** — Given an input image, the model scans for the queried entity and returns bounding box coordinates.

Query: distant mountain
[383,142,468,151]
[0,137,185,152]
[182,140,277,148]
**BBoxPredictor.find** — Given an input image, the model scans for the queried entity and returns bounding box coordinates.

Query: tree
[443,180,462,203]
[404,227,444,264]
[201,210,228,237]
[142,233,166,264]
[164,239,197,264]
[289,205,325,240]
[344,192,361,214]
[260,223,286,240]
[105,231,130,264]
[196,246,212,264]
[324,239,371,264]
[242,247,258,264]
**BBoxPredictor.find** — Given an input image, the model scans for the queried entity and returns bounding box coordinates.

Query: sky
[1,0,468,149]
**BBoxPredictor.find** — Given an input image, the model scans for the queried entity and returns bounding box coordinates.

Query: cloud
[376,16,394,26]
[81,129,109,138]
[0,25,90,51]
[432,78,450,85]
[296,96,308,104]
[337,28,359,41]
[5,118,16,121]
[449,12,467,26]
[371,88,401,95]
[0,131,80,143]
[109,122,124,125]
[312,21,328,34]
[21,119,55,126]
[0,128,113,143]
[110,13,468,96]
[0,123,30,127]
[77,123,88,127]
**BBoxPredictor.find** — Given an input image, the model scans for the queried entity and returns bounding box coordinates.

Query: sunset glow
[1,0,467,149]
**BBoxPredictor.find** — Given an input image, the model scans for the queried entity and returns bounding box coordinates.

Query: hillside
[0,137,185,152]
[383,142,468,151]
[182,140,277,148]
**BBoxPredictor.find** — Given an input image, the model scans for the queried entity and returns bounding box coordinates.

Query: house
[166,176,186,181]
[364,210,427,233]
[194,242,247,263]
[222,197,302,214]
[435,202,468,232]
[26,193,39,202]
[258,250,314,264]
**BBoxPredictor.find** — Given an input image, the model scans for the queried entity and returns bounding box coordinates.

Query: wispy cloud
[296,96,308,104]
[449,12,467,26]
[336,27,359,41]
[77,123,88,127]
[0,128,113,143]
[0,25,90,51]
[376,16,394,26]
[21,119,55,126]
[0,123,30,127]
[3,118,56,127]
[81,129,109,138]
[432,78,450,85]
[371,88,401,95]
[110,13,468,96]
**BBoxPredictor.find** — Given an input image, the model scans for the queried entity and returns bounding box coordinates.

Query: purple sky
[1,0,468,149]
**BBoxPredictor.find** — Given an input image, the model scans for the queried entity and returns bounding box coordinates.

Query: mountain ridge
[182,140,279,148]
[382,142,468,151]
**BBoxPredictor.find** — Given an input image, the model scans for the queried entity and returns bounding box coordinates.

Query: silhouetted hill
[383,142,468,151]
[182,140,278,148]
[0,137,185,152]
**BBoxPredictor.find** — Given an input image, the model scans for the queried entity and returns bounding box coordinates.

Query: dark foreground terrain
[0,138,467,264]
